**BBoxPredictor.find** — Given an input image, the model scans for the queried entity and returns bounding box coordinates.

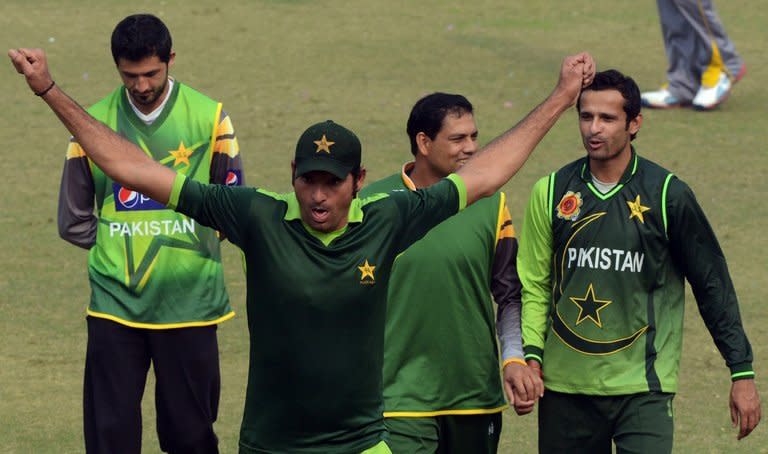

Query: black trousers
[84,316,221,454]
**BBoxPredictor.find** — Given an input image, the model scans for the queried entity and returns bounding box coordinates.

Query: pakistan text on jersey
[567,247,645,273]
[109,219,196,237]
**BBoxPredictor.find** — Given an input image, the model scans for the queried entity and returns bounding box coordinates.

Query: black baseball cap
[294,120,361,179]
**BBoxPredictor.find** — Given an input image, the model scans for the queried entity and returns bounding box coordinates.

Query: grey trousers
[656,0,743,101]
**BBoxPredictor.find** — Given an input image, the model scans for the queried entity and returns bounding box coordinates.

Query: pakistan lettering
[109,219,195,237]
[567,247,644,272]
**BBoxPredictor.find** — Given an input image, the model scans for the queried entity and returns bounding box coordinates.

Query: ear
[415,132,432,157]
[354,167,367,192]
[291,160,297,186]
[168,51,176,68]
[628,112,642,136]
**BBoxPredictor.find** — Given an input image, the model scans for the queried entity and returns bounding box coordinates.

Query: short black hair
[111,14,173,64]
[406,93,474,156]
[578,69,641,141]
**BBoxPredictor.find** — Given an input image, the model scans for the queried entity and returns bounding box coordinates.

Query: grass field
[2,1,767,452]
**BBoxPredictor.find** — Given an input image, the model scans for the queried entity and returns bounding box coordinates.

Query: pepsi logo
[112,183,165,211]
[225,171,238,186]
[118,187,139,208]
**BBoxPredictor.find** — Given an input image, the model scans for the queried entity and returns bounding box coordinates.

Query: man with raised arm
[10,47,592,453]
[361,93,542,453]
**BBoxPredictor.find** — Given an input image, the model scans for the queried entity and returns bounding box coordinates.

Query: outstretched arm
[457,52,595,205]
[9,48,175,204]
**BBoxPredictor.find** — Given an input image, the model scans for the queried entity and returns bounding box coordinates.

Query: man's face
[419,112,478,177]
[578,89,640,162]
[116,53,174,113]
[292,168,366,233]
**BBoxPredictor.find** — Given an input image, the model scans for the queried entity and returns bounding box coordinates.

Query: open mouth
[310,207,329,223]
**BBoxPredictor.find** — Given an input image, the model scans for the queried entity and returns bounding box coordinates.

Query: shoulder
[552,157,586,180]
[635,154,674,178]
[87,86,124,117]
[360,173,402,197]
[175,82,218,104]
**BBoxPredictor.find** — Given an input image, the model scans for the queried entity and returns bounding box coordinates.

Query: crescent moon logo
[552,208,648,355]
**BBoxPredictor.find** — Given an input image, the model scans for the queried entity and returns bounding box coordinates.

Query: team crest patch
[357,259,376,285]
[557,191,583,221]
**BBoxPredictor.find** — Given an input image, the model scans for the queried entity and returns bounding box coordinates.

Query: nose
[135,76,150,93]
[589,118,602,134]
[311,185,327,203]
[464,137,478,156]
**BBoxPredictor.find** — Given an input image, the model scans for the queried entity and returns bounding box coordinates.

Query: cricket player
[10,46,593,453]
[519,69,760,453]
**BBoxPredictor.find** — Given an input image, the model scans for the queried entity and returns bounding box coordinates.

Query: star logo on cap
[627,195,651,223]
[314,134,335,154]
[169,141,194,167]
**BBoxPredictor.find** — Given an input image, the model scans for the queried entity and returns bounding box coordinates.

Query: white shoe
[641,87,684,109]
[692,73,732,110]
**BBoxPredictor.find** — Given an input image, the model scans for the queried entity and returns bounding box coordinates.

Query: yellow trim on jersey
[135,253,160,292]
[384,405,508,418]
[209,102,223,164]
[66,141,86,159]
[86,309,235,329]
[213,110,240,158]
[495,194,516,244]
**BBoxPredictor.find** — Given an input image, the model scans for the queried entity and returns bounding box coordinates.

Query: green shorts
[385,413,502,454]
[538,390,674,454]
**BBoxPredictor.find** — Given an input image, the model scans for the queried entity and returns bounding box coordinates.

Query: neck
[589,146,632,183]
[408,157,442,189]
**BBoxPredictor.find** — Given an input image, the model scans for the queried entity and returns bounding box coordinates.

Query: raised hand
[8,48,55,96]
[554,52,596,107]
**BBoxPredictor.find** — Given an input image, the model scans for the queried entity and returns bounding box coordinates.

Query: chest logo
[169,141,194,167]
[556,191,583,221]
[357,259,376,284]
[553,213,649,355]
[570,283,612,328]
[626,195,651,223]
[314,134,335,154]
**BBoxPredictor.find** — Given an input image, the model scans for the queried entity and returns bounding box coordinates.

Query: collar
[579,146,639,185]
[125,78,175,124]
[400,161,417,190]
[282,192,365,225]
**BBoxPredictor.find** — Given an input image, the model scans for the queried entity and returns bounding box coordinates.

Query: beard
[129,75,168,107]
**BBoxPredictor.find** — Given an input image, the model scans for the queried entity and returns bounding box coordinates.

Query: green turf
[1,0,766,452]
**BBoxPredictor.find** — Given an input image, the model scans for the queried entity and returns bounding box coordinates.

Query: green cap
[294,120,361,179]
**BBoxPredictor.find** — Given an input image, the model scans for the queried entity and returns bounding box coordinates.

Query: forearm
[40,86,175,203]
[458,91,571,205]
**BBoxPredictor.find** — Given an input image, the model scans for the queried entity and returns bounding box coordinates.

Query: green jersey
[361,164,522,416]
[168,173,466,453]
[519,150,754,395]
[61,82,240,327]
